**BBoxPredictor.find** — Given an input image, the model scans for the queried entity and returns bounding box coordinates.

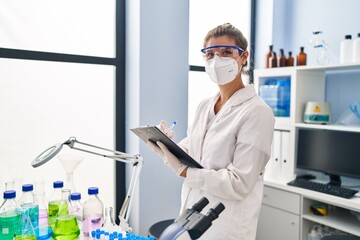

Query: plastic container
[83,187,104,237]
[48,181,64,229]
[69,192,83,230]
[259,78,291,117]
[307,229,321,240]
[353,33,360,63]
[18,184,39,230]
[336,102,360,126]
[0,190,22,239]
[340,34,353,64]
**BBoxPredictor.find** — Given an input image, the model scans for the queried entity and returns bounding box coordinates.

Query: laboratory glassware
[58,154,83,193]
[296,47,307,66]
[48,181,64,229]
[83,187,104,236]
[15,210,37,240]
[18,184,39,230]
[0,190,22,239]
[102,207,116,232]
[69,192,83,230]
[52,189,80,240]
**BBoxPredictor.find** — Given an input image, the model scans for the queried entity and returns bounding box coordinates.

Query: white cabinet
[257,183,360,240]
[256,186,301,240]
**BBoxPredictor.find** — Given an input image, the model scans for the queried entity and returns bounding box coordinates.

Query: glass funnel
[57,155,83,193]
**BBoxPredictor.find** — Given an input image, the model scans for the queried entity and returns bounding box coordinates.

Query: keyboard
[287,178,358,199]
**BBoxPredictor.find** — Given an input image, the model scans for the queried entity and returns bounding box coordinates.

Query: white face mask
[205,55,240,85]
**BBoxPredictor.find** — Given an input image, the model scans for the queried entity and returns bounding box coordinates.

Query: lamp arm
[119,156,143,225]
[63,137,143,231]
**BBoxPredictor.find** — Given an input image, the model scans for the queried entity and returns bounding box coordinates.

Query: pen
[167,120,177,132]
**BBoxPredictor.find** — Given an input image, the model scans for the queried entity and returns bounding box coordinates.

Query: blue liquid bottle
[18,184,39,230]
[0,190,22,240]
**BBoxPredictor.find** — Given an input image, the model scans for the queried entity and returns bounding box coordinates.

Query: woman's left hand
[147,140,187,177]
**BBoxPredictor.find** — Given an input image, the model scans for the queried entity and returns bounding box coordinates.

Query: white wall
[255,0,360,68]
[126,0,189,235]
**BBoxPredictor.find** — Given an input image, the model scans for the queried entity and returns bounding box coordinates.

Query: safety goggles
[201,45,244,60]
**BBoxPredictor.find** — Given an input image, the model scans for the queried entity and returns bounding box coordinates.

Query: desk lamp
[31,136,143,232]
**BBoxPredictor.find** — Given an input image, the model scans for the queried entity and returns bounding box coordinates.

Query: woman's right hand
[157,120,176,140]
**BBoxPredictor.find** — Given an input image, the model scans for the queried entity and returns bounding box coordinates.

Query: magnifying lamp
[32,136,143,232]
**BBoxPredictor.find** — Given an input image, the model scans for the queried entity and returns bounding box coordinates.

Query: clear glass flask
[15,210,37,240]
[52,189,80,240]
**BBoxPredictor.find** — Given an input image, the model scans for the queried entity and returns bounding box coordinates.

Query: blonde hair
[203,23,248,51]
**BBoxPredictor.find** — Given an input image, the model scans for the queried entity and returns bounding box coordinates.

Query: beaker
[52,189,80,240]
[58,155,83,193]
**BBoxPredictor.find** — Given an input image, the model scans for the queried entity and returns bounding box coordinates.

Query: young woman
[149,23,275,240]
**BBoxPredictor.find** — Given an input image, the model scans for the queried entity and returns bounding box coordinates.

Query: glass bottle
[18,184,39,230]
[297,47,307,66]
[277,49,286,67]
[83,187,104,237]
[52,189,80,240]
[269,52,278,68]
[266,45,273,68]
[48,181,64,229]
[286,51,294,66]
[0,190,22,239]
[69,192,83,231]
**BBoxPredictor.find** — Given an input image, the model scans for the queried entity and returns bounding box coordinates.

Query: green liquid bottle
[48,181,65,230]
[52,215,80,240]
[0,191,22,240]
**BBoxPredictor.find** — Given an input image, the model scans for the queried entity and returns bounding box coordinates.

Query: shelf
[303,209,360,237]
[295,123,360,132]
[256,63,360,74]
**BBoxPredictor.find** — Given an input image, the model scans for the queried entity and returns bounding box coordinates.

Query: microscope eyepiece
[191,197,209,212]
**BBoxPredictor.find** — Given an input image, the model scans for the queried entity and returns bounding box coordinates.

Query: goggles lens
[201,45,244,60]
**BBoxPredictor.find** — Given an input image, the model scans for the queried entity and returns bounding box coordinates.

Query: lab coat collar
[211,84,257,113]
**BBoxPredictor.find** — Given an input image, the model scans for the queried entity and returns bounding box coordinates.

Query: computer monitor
[296,128,360,186]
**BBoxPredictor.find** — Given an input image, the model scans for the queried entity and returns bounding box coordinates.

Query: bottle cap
[345,35,352,39]
[22,184,34,192]
[4,190,16,199]
[88,187,99,195]
[53,181,64,188]
[358,33,360,38]
[70,192,81,200]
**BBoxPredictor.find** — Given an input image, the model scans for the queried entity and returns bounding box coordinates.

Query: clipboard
[130,126,203,169]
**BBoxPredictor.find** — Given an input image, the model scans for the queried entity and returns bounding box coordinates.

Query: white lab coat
[178,85,275,240]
